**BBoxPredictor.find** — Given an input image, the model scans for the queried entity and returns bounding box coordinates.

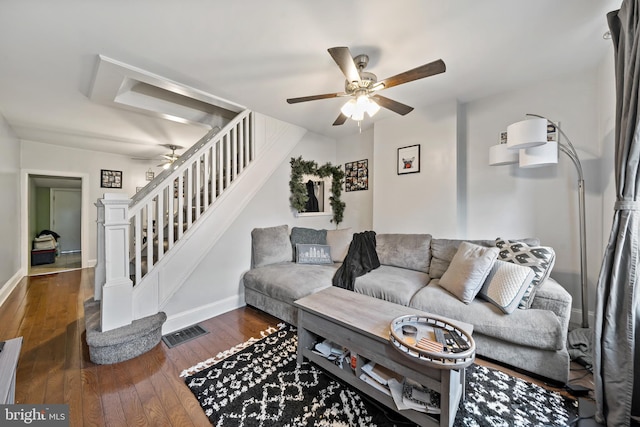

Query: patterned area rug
[183,324,578,426]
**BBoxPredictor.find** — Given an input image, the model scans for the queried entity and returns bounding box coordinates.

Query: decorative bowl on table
[389,314,476,368]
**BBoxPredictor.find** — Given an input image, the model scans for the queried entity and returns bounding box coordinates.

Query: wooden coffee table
[295,287,474,427]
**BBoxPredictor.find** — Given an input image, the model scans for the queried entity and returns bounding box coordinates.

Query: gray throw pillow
[251,225,291,268]
[290,227,327,260]
[439,241,499,304]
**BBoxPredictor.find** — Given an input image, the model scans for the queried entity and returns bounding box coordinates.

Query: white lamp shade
[366,99,380,117]
[507,118,548,149]
[340,99,356,117]
[519,141,558,168]
[489,144,519,166]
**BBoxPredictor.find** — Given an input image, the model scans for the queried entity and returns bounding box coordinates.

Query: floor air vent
[162,324,209,348]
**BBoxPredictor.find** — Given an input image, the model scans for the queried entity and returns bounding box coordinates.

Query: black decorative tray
[389,315,475,368]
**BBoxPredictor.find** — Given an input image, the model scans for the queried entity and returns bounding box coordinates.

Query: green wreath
[289,156,345,226]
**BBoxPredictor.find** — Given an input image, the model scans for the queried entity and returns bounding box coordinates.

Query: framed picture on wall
[344,159,368,192]
[397,144,420,175]
[100,169,122,188]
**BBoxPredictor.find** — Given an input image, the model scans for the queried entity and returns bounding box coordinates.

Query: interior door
[51,188,82,253]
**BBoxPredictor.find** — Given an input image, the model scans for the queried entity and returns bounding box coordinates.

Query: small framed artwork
[397,144,420,175]
[101,169,123,188]
[344,159,368,192]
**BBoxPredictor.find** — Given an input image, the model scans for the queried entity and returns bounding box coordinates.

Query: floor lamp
[489,113,588,328]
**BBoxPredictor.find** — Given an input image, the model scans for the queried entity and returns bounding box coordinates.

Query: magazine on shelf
[361,362,402,386]
[312,340,349,368]
[359,372,392,396]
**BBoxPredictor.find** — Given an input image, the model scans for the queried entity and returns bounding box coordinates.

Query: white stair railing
[95,110,254,331]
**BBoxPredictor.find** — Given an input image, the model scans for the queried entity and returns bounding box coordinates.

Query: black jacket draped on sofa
[332,231,380,291]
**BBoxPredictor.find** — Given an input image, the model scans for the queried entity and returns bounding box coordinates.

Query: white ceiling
[0,1,619,159]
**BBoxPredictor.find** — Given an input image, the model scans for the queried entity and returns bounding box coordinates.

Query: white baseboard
[570,308,595,328]
[0,269,25,308]
[161,293,245,335]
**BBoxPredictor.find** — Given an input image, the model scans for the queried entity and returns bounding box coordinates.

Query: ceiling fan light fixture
[340,98,357,117]
[351,109,365,121]
[341,95,379,122]
[366,98,380,117]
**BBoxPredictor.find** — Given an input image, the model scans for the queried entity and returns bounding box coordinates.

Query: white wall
[336,128,374,232]
[366,63,613,323]
[464,67,612,321]
[21,141,164,263]
[162,131,338,315]
[0,114,22,299]
[373,101,460,236]
[597,49,617,249]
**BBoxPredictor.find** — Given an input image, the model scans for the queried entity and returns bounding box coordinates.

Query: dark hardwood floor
[0,268,593,426]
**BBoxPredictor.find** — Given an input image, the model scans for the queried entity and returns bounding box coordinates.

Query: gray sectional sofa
[242,225,572,383]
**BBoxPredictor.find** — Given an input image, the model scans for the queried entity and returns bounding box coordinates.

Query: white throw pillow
[326,228,353,262]
[479,260,535,314]
[439,241,499,304]
[495,238,556,309]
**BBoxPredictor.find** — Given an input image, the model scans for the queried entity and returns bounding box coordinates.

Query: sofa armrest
[530,277,572,334]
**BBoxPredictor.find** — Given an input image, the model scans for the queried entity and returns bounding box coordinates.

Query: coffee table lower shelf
[301,348,442,427]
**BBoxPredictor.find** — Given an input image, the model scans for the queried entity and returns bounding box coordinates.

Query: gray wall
[0,113,22,293]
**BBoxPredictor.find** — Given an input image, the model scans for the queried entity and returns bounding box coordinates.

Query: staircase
[88,110,307,364]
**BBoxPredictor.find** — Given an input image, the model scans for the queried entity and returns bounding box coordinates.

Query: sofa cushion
[439,242,499,304]
[326,228,353,262]
[243,262,336,304]
[409,280,564,351]
[429,237,540,279]
[251,225,292,268]
[479,260,535,314]
[376,234,432,273]
[354,265,429,306]
[495,238,556,309]
[290,227,327,260]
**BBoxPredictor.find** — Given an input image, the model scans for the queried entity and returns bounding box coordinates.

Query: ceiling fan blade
[287,93,344,104]
[332,113,348,126]
[328,47,361,83]
[370,95,414,116]
[373,59,446,91]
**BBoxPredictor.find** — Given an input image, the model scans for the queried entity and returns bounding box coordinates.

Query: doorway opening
[27,174,84,276]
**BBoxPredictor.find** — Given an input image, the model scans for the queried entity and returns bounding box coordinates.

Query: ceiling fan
[158,144,183,169]
[286,47,446,126]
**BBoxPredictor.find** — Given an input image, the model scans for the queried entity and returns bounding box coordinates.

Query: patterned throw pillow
[479,260,535,314]
[495,238,556,309]
[290,227,327,260]
[295,244,333,264]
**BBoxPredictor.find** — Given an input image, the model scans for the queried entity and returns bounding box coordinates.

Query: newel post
[94,200,106,301]
[99,193,133,332]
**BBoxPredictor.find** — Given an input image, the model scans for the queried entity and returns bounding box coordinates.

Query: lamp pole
[527,113,589,328]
